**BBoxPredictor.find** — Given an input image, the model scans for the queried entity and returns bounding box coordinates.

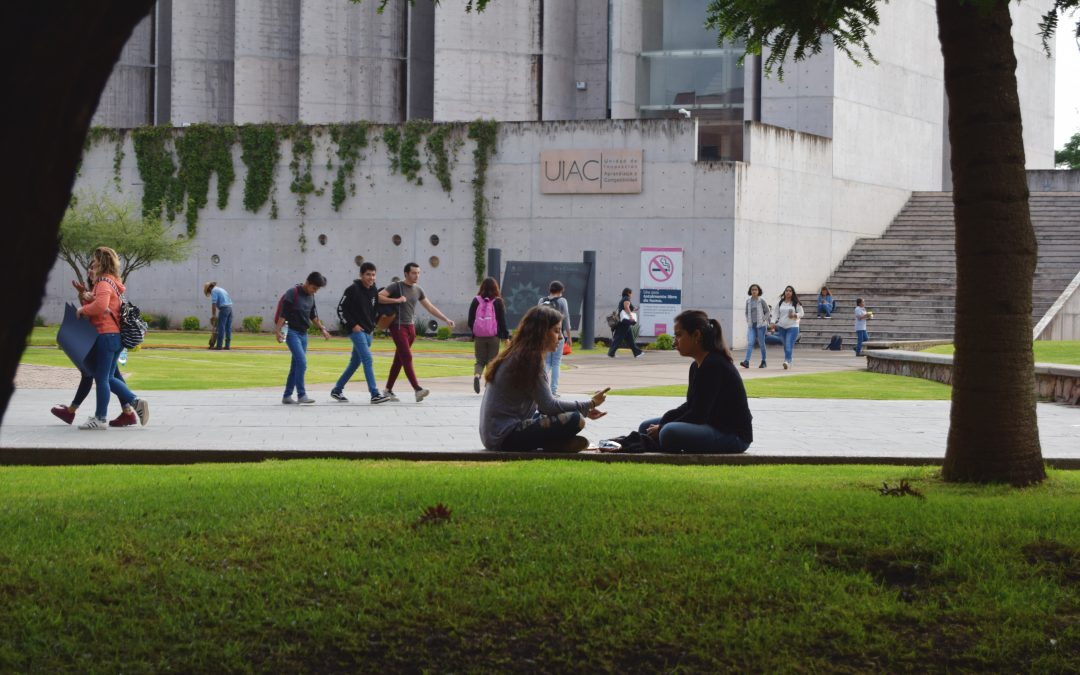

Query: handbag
[620,309,637,325]
[562,340,572,356]
[375,282,400,331]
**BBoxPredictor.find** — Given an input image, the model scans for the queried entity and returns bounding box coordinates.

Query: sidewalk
[3,349,1078,466]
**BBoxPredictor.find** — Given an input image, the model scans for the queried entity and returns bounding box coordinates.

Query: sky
[1055,19,1080,150]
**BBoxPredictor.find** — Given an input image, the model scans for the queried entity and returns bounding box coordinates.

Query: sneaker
[78,416,107,430]
[634,352,644,359]
[282,396,296,404]
[783,361,790,370]
[109,411,138,427]
[739,361,749,369]
[759,361,767,368]
[50,405,75,425]
[473,376,481,394]
[133,399,150,426]
[371,393,392,404]
[542,436,589,453]
[415,388,430,402]
[385,391,400,402]
[330,390,349,402]
[297,396,316,405]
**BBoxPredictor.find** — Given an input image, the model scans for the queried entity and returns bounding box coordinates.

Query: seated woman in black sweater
[638,309,753,454]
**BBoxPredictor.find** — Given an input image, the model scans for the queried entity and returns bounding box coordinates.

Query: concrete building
[69,0,1057,345]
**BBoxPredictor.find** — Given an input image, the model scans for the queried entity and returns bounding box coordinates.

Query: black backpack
[825,334,843,351]
[336,286,352,335]
[101,277,147,349]
[539,296,556,308]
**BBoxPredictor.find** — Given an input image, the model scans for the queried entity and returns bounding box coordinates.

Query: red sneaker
[109,411,138,427]
[50,405,76,425]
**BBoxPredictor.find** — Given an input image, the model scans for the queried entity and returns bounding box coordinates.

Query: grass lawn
[18,346,474,390]
[27,325,478,354]
[0,461,1077,672]
[925,340,1080,366]
[614,370,953,400]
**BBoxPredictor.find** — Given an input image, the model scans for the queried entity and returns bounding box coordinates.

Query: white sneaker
[297,396,316,405]
[783,361,790,370]
[133,398,150,426]
[415,388,430,402]
[78,416,107,430]
[385,391,400,402]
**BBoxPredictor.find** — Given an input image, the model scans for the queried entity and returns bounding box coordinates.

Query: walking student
[275,272,331,404]
[740,283,770,369]
[539,280,571,396]
[770,285,804,370]
[74,246,149,430]
[854,298,875,356]
[468,276,510,395]
[331,262,391,404]
[203,281,234,350]
[607,287,643,358]
[378,262,455,402]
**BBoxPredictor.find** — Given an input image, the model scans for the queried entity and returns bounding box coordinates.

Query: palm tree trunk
[936,0,1045,485]
[0,2,154,426]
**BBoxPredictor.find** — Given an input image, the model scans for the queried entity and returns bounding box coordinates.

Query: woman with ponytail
[480,305,609,452]
[637,310,752,453]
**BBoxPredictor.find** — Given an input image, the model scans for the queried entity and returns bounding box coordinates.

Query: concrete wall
[1012,0,1056,170]
[92,14,155,128]
[433,1,541,121]
[540,0,608,121]
[48,120,736,334]
[1035,271,1080,341]
[233,0,299,124]
[171,0,235,125]
[1028,170,1080,191]
[298,0,405,124]
[609,0,645,119]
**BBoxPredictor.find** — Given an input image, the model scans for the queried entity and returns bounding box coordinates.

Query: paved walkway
[3,349,1078,465]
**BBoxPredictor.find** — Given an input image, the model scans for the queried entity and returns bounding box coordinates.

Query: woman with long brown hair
[467,276,510,394]
[74,246,149,429]
[479,305,608,452]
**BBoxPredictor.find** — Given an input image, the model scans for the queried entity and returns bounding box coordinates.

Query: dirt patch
[1023,539,1080,584]
[811,542,941,602]
[14,364,84,390]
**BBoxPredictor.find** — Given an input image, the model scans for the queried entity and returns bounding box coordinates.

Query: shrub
[653,333,674,350]
[436,326,452,340]
[142,313,170,330]
[181,316,200,331]
[33,315,45,327]
[308,323,322,336]
[242,316,263,333]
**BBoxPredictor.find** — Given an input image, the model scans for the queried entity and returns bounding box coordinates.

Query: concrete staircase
[797,192,1080,348]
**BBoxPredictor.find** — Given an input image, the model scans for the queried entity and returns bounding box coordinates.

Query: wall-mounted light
[575,81,587,91]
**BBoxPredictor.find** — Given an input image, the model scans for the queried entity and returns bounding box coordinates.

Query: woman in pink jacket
[74,247,148,430]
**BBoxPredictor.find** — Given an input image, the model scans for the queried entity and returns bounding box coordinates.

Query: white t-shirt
[854,306,869,331]
[771,301,803,329]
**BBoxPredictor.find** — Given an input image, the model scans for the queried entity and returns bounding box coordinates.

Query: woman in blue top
[816,285,836,318]
[637,309,752,454]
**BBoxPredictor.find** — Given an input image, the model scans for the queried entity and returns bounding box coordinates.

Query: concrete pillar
[92,14,155,127]
[433,0,541,122]
[171,0,235,124]
[609,0,645,119]
[299,0,406,124]
[234,0,300,123]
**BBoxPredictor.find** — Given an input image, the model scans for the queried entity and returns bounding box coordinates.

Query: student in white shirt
[854,298,875,356]
[769,285,804,369]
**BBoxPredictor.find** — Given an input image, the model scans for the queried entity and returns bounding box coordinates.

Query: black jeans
[501,411,584,451]
[608,323,641,357]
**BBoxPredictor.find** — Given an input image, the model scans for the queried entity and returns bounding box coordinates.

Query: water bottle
[118,349,128,366]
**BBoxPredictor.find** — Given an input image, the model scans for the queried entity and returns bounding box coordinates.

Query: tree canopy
[59,192,192,285]
[1056,131,1080,169]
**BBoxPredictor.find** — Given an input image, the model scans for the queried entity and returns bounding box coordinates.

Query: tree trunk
[936,0,1045,485]
[0,3,154,426]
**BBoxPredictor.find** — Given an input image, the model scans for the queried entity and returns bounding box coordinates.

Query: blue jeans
[817,300,834,317]
[92,333,135,419]
[855,329,869,356]
[637,417,749,454]
[334,329,379,397]
[776,326,799,363]
[544,337,564,395]
[284,328,308,398]
[744,325,766,364]
[214,305,233,348]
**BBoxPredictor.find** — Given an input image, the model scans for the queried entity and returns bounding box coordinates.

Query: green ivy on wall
[425,124,462,194]
[174,123,237,236]
[385,119,431,185]
[85,127,127,192]
[329,122,369,212]
[283,123,319,251]
[468,120,498,283]
[239,123,280,216]
[131,125,182,222]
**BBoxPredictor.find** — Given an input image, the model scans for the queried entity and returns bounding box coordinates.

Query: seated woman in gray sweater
[479,305,608,453]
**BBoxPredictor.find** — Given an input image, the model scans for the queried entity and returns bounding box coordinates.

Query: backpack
[473,295,498,337]
[605,310,620,330]
[336,287,351,335]
[825,334,843,351]
[101,277,147,349]
[539,295,556,308]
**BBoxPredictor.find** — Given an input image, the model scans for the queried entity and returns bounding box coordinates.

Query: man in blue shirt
[203,281,234,350]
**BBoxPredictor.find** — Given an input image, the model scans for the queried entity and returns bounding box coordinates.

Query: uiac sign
[540,149,643,194]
